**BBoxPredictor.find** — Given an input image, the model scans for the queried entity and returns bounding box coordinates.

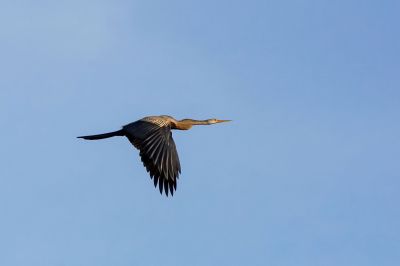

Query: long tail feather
[77,129,124,140]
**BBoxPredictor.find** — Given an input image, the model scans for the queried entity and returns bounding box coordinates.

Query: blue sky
[1,0,399,265]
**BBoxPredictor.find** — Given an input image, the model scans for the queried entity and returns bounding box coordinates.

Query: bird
[78,115,231,196]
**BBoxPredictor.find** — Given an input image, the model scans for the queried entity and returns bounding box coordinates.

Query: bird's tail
[77,129,124,140]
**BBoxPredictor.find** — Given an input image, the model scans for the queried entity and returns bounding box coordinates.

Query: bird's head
[207,118,232,124]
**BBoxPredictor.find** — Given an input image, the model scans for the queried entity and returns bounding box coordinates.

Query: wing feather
[123,119,181,196]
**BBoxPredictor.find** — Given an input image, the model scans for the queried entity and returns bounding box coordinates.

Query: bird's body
[78,115,230,196]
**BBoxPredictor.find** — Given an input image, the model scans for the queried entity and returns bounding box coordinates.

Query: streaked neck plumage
[172,119,210,130]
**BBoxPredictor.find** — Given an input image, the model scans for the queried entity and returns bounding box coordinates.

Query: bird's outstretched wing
[123,120,181,196]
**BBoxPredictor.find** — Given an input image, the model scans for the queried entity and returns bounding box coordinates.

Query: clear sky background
[1,1,399,265]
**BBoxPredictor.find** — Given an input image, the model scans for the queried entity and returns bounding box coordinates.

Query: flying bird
[78,115,230,196]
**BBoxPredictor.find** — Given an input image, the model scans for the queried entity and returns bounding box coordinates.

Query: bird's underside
[78,115,230,196]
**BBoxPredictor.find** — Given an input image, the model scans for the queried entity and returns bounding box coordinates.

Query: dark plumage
[78,115,230,196]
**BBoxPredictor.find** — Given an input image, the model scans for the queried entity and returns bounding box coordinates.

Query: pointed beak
[216,119,232,123]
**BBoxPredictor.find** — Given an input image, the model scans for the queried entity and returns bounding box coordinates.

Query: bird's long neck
[173,119,210,130]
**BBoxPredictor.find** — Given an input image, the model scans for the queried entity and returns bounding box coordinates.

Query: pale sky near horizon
[1,1,399,265]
